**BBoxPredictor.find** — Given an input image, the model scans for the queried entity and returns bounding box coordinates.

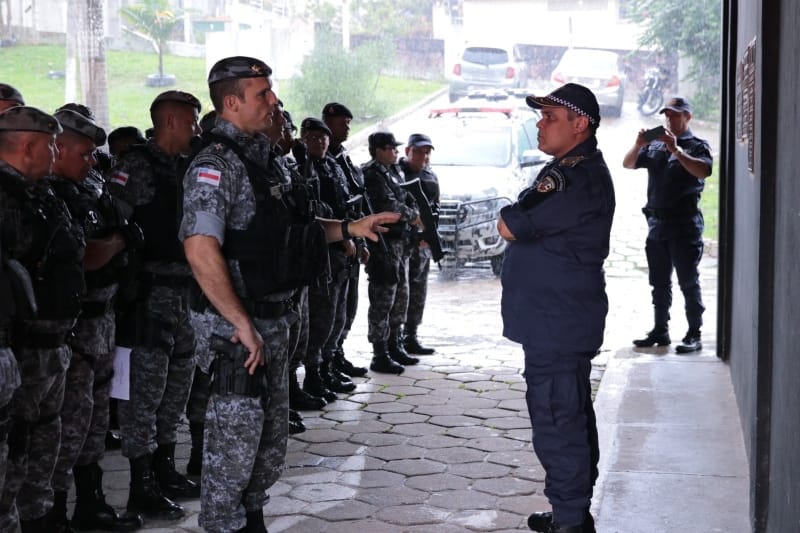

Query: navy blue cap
[368,131,402,150]
[407,133,434,149]
[660,96,691,114]
[526,83,601,127]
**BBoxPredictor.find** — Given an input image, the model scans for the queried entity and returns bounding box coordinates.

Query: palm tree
[120,0,184,84]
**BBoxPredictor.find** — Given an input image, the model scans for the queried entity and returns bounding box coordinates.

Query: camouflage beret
[0,106,62,134]
[208,56,272,85]
[0,83,24,105]
[54,109,107,145]
[56,102,95,120]
[322,102,353,119]
[150,90,202,113]
[300,117,331,137]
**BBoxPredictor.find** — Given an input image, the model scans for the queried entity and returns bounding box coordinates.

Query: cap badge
[250,64,264,75]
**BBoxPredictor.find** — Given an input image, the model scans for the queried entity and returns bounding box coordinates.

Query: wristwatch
[341,219,353,240]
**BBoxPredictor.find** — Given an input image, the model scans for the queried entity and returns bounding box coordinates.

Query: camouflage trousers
[198,312,294,533]
[288,288,310,371]
[341,263,361,337]
[405,245,432,333]
[0,362,67,528]
[186,366,211,425]
[367,240,411,343]
[307,254,350,363]
[0,346,21,497]
[118,284,196,459]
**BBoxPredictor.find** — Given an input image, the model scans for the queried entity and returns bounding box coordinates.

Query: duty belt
[206,299,293,320]
[642,206,699,220]
[80,299,114,319]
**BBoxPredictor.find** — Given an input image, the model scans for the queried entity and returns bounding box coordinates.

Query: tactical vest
[0,169,85,320]
[126,145,186,264]
[191,133,328,297]
[363,160,412,239]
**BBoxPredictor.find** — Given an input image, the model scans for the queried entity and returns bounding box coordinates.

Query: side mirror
[520,149,547,168]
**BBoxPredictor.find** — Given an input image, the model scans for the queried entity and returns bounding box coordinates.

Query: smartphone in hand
[642,125,666,142]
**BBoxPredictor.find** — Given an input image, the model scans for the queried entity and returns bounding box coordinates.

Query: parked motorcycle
[637,66,669,116]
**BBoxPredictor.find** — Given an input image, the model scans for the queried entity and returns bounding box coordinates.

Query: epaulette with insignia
[559,156,587,168]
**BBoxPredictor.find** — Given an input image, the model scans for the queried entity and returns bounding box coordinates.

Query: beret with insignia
[56,102,95,120]
[322,102,353,119]
[54,109,107,145]
[208,56,272,85]
[0,83,24,105]
[300,117,331,137]
[150,90,202,113]
[0,106,62,134]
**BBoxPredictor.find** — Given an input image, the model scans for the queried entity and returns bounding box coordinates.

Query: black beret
[322,102,353,119]
[0,83,24,105]
[300,117,332,137]
[150,90,202,112]
[0,106,62,134]
[526,83,601,127]
[207,56,272,85]
[368,131,402,150]
[56,102,95,120]
[54,109,107,145]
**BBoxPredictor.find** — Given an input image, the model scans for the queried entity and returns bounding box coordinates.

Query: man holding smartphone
[622,96,713,353]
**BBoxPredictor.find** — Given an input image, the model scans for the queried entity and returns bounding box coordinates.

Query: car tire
[491,255,504,276]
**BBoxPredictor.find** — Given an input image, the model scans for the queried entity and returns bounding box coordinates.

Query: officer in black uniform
[623,96,713,353]
[498,84,615,533]
[0,106,86,533]
[362,132,421,374]
[323,103,370,378]
[398,133,439,355]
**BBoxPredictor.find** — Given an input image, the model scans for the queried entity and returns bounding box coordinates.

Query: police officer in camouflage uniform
[362,132,421,374]
[323,103,370,378]
[108,90,203,521]
[0,83,24,112]
[180,56,399,533]
[0,107,86,533]
[45,107,144,531]
[398,133,439,355]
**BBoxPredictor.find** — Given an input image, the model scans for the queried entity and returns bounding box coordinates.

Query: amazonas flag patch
[110,171,129,186]
[197,167,222,187]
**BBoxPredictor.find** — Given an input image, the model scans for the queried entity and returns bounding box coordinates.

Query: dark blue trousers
[523,348,598,527]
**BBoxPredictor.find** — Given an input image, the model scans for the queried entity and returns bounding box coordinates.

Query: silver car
[550,48,626,117]
[448,45,529,103]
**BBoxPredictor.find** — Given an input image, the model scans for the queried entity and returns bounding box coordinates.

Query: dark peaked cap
[0,83,24,105]
[54,109,107,145]
[526,82,601,127]
[0,106,62,134]
[301,117,332,137]
[208,56,272,84]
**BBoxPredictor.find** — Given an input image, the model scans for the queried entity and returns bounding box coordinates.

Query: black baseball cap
[368,132,402,150]
[660,96,692,114]
[407,133,434,149]
[526,83,601,127]
[207,56,272,85]
[322,102,353,119]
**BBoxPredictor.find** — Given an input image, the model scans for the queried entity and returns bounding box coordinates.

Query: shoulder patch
[535,169,566,193]
[109,171,129,187]
[559,155,587,168]
[196,167,222,187]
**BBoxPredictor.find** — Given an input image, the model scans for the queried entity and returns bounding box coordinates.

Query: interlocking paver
[486,449,542,467]
[340,469,405,488]
[305,441,365,457]
[289,482,356,502]
[375,411,429,424]
[424,446,487,464]
[362,401,415,414]
[348,432,408,446]
[390,422,448,437]
[353,485,429,506]
[428,414,482,427]
[374,504,450,525]
[290,428,352,443]
[347,391,400,404]
[381,385,431,396]
[473,476,540,496]
[446,461,512,479]
[427,488,497,510]
[365,443,426,461]
[411,404,465,416]
[383,458,447,476]
[464,436,526,452]
[407,434,467,449]
[335,419,392,433]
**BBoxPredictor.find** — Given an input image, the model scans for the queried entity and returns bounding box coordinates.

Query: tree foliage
[304,0,434,38]
[120,0,184,78]
[626,0,721,119]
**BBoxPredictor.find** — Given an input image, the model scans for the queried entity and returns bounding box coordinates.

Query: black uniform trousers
[523,348,598,527]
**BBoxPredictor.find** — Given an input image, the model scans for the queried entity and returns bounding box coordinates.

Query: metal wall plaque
[736,38,756,173]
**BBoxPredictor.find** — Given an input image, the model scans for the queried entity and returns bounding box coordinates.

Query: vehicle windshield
[431,127,512,167]
[462,47,510,66]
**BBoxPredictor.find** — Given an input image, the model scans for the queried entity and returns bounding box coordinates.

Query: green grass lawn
[700,164,719,241]
[0,45,443,134]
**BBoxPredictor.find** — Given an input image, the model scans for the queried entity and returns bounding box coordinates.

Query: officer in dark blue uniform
[498,83,615,533]
[622,96,713,353]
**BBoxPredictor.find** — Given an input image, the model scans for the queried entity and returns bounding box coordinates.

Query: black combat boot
[186,422,204,477]
[153,442,200,499]
[288,409,306,434]
[235,509,268,532]
[332,346,368,377]
[127,454,185,520]
[675,328,702,353]
[289,368,327,410]
[320,358,356,393]
[632,327,670,347]
[402,328,435,355]
[302,364,338,403]
[388,330,419,366]
[44,490,74,533]
[370,341,404,374]
[19,514,51,533]
[72,463,143,531]
[527,509,595,533]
